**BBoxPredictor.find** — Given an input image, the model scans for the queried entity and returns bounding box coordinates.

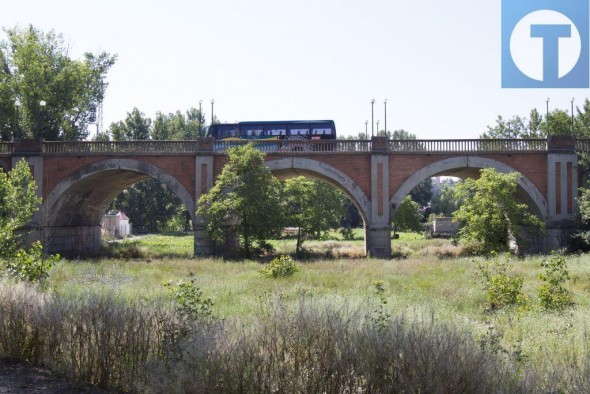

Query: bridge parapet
[390,139,547,154]
[42,139,214,155]
[4,138,590,156]
[213,139,371,153]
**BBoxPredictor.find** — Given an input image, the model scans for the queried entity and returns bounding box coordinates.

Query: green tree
[0,159,40,255]
[107,108,188,232]
[545,109,573,136]
[197,144,283,257]
[482,115,530,139]
[0,160,58,283]
[109,107,151,141]
[283,177,347,255]
[0,25,116,141]
[453,168,544,255]
[109,179,185,233]
[430,179,461,217]
[392,195,422,236]
[283,177,315,256]
[152,108,204,140]
[575,98,590,137]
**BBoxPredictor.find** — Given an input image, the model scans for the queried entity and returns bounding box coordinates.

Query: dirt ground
[0,359,106,393]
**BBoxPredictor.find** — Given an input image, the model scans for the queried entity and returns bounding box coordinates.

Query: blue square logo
[502,0,589,88]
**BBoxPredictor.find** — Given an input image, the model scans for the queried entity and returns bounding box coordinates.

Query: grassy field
[47,232,590,372]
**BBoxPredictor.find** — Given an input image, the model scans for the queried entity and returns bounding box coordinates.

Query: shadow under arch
[390,156,548,222]
[265,157,371,224]
[40,158,196,253]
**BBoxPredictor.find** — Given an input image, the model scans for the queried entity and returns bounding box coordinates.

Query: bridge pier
[366,137,392,258]
[544,136,578,251]
[44,225,102,256]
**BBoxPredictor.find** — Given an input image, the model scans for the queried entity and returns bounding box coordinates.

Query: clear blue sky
[2,0,587,138]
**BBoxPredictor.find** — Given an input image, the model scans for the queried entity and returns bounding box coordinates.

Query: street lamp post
[376,120,380,135]
[546,97,550,135]
[371,99,375,138]
[384,99,388,136]
[210,99,215,125]
[365,120,368,139]
[39,100,46,140]
[571,97,575,135]
[14,99,20,138]
[199,99,203,137]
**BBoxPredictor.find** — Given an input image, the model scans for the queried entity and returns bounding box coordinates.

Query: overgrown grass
[7,234,590,391]
[0,279,568,393]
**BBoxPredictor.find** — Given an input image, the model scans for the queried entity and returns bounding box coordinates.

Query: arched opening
[389,157,548,253]
[266,158,371,224]
[266,158,371,256]
[40,159,195,255]
[390,157,547,221]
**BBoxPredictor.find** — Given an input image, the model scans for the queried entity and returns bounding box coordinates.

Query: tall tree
[453,168,544,255]
[545,109,573,136]
[107,108,187,232]
[197,144,283,257]
[575,98,590,137]
[152,108,203,140]
[0,159,41,255]
[392,195,423,236]
[430,179,461,217]
[109,107,151,141]
[0,25,116,141]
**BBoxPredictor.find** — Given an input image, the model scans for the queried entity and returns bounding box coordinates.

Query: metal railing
[389,139,547,153]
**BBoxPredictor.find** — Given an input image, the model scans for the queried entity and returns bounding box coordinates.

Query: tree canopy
[0,159,40,255]
[482,99,590,139]
[0,25,116,141]
[197,144,283,257]
[453,168,544,255]
[392,195,423,235]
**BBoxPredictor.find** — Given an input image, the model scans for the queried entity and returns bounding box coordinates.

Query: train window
[265,126,287,136]
[242,127,263,138]
[289,127,309,136]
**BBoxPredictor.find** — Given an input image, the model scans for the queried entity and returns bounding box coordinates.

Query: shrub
[260,255,300,278]
[163,275,214,321]
[538,252,574,310]
[339,227,355,240]
[476,254,527,311]
[1,241,59,283]
[391,245,413,259]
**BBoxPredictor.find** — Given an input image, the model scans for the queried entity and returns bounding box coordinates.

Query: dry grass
[0,280,546,393]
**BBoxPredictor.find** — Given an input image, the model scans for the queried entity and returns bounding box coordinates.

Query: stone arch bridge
[0,136,585,258]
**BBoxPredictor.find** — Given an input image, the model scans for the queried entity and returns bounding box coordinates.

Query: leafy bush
[391,245,413,259]
[339,227,355,240]
[163,275,213,321]
[476,254,527,311]
[1,241,59,283]
[260,255,300,278]
[538,252,574,310]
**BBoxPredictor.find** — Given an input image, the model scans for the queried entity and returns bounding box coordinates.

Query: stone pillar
[546,136,578,250]
[366,136,391,258]
[194,139,215,256]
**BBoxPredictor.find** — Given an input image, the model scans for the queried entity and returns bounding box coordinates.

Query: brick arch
[390,156,548,221]
[41,158,196,229]
[265,157,371,223]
